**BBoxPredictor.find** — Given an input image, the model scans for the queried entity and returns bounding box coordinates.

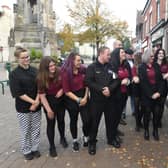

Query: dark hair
[111,48,131,77]
[14,47,27,58]
[110,48,124,72]
[125,48,134,55]
[154,48,167,65]
[98,46,109,56]
[37,56,59,91]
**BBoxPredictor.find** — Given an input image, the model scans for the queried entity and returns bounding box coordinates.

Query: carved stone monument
[10,0,57,57]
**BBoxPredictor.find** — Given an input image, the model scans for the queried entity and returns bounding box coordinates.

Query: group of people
[9,42,168,160]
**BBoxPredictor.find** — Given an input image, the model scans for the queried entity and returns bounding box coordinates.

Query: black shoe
[120,118,127,125]
[72,141,79,152]
[117,129,124,136]
[24,153,34,160]
[60,137,68,148]
[144,130,149,140]
[153,129,159,141]
[49,148,57,157]
[32,151,41,158]
[115,135,123,144]
[88,143,96,155]
[108,139,121,148]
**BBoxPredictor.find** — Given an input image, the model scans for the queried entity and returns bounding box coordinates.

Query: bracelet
[77,97,82,104]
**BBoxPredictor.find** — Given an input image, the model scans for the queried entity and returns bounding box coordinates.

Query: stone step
[21,42,42,49]
[23,31,40,37]
[21,37,41,43]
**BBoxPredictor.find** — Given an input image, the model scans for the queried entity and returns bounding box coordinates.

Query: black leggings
[67,103,90,139]
[44,96,65,149]
[64,90,90,139]
[142,100,160,130]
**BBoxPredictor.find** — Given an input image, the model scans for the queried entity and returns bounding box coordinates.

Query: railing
[0,80,8,95]
[0,62,10,95]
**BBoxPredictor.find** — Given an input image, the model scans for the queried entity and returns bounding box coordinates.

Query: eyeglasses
[19,55,30,60]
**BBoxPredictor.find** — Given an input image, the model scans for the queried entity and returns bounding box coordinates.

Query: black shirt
[85,60,120,101]
[9,65,41,113]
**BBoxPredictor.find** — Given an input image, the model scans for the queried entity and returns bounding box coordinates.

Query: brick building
[136,0,168,55]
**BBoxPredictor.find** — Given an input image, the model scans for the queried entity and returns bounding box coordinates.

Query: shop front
[151,28,164,52]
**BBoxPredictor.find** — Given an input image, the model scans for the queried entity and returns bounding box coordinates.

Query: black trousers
[89,98,118,144]
[116,93,128,127]
[64,89,90,139]
[142,99,161,130]
[158,96,167,124]
[134,97,143,127]
[44,95,65,149]
[132,84,143,128]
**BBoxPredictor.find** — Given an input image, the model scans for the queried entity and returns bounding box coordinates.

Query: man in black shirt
[85,46,121,155]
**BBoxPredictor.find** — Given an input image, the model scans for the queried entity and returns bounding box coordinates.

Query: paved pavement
[0,64,168,168]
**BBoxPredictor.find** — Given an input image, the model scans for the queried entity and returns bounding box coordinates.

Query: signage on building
[151,28,164,42]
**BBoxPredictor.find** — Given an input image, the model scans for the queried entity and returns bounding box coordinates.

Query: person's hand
[121,78,130,85]
[163,73,168,80]
[47,111,55,119]
[79,97,87,106]
[30,99,40,111]
[33,99,40,106]
[132,76,140,83]
[152,92,160,99]
[102,87,110,97]
[55,89,63,98]
[29,104,37,111]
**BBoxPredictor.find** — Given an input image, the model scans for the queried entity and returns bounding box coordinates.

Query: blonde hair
[142,48,153,63]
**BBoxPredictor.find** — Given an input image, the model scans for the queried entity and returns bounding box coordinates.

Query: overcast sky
[1,0,147,36]
[53,0,147,35]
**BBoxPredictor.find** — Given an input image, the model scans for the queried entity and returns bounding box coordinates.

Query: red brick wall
[142,0,166,39]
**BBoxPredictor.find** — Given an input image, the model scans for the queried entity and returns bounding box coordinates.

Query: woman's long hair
[111,47,132,79]
[154,48,167,65]
[61,52,84,89]
[110,48,128,72]
[37,56,59,91]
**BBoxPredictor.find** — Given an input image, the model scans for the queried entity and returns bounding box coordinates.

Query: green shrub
[36,50,43,59]
[30,48,43,60]
[51,54,59,63]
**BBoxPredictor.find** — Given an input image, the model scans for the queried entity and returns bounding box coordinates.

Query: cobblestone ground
[0,64,168,168]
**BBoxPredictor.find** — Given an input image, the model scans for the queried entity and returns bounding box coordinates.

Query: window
[156,0,160,22]
[149,12,152,30]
